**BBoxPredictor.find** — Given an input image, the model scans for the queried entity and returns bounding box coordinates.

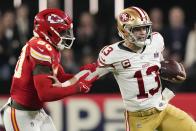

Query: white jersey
[97,32,167,112]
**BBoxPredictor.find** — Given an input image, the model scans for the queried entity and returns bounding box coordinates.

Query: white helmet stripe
[132,6,146,20]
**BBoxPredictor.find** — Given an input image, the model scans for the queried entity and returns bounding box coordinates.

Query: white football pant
[3,107,57,131]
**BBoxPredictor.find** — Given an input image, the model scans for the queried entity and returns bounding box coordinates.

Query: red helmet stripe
[132,6,146,21]
[139,8,148,21]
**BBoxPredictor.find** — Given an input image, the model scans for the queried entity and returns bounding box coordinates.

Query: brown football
[160,60,185,79]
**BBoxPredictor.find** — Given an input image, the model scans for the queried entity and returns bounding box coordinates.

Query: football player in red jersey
[0,9,97,131]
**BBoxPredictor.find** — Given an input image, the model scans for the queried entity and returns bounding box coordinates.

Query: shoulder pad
[29,39,53,65]
[98,45,115,67]
[153,32,164,41]
[152,32,165,51]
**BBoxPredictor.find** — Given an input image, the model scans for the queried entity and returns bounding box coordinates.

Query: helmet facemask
[50,27,75,50]
[124,24,152,48]
[58,28,75,50]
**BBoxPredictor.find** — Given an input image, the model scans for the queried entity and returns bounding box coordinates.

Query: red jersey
[11,37,61,109]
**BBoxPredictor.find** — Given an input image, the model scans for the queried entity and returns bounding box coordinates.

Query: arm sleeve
[29,45,52,67]
[33,74,79,102]
[56,64,74,82]
[97,46,115,73]
[29,41,79,102]
[88,66,109,79]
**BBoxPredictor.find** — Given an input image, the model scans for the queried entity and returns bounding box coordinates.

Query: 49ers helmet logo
[119,12,130,22]
[47,14,64,24]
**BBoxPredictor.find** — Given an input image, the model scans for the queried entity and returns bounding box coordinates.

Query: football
[160,60,185,80]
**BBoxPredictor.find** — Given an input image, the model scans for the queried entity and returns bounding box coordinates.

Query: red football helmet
[33,8,75,50]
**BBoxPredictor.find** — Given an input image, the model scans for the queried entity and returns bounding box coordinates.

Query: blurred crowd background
[0,0,196,94]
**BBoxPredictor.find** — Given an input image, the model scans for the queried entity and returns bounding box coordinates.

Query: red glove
[80,62,98,72]
[75,72,98,93]
[49,71,98,94]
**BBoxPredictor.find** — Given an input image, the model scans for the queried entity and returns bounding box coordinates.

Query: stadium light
[14,0,22,8]
[64,0,73,18]
[39,0,47,12]
[90,0,98,14]
[115,0,124,18]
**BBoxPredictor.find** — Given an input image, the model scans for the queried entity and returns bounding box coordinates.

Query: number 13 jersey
[97,32,167,111]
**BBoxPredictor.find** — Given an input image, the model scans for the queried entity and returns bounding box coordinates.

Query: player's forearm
[56,64,74,82]
[59,68,108,87]
[90,67,109,79]
[38,86,79,102]
[34,74,79,102]
[57,73,74,82]
[79,62,109,79]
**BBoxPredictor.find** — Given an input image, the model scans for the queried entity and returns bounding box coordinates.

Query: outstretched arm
[33,64,97,102]
[55,64,74,82]
[79,62,110,79]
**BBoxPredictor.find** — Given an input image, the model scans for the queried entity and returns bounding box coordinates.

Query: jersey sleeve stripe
[132,6,146,21]
[30,48,51,63]
[98,57,107,67]
[97,57,114,68]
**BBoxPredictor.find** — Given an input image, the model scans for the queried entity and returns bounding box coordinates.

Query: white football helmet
[117,6,152,47]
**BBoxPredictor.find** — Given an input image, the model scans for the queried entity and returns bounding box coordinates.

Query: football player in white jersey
[51,6,196,131]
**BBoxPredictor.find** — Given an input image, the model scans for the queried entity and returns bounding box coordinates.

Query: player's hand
[80,62,98,72]
[76,72,98,93]
[48,72,98,93]
[165,77,183,83]
[162,75,186,83]
[176,63,186,81]
[173,63,186,83]
[48,75,62,87]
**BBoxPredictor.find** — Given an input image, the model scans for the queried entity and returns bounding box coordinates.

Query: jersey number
[14,45,28,78]
[134,65,160,99]
[101,46,113,56]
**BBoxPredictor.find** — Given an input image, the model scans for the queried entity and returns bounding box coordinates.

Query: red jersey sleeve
[28,39,79,102]
[56,64,74,82]
[29,41,52,67]
[33,74,79,102]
